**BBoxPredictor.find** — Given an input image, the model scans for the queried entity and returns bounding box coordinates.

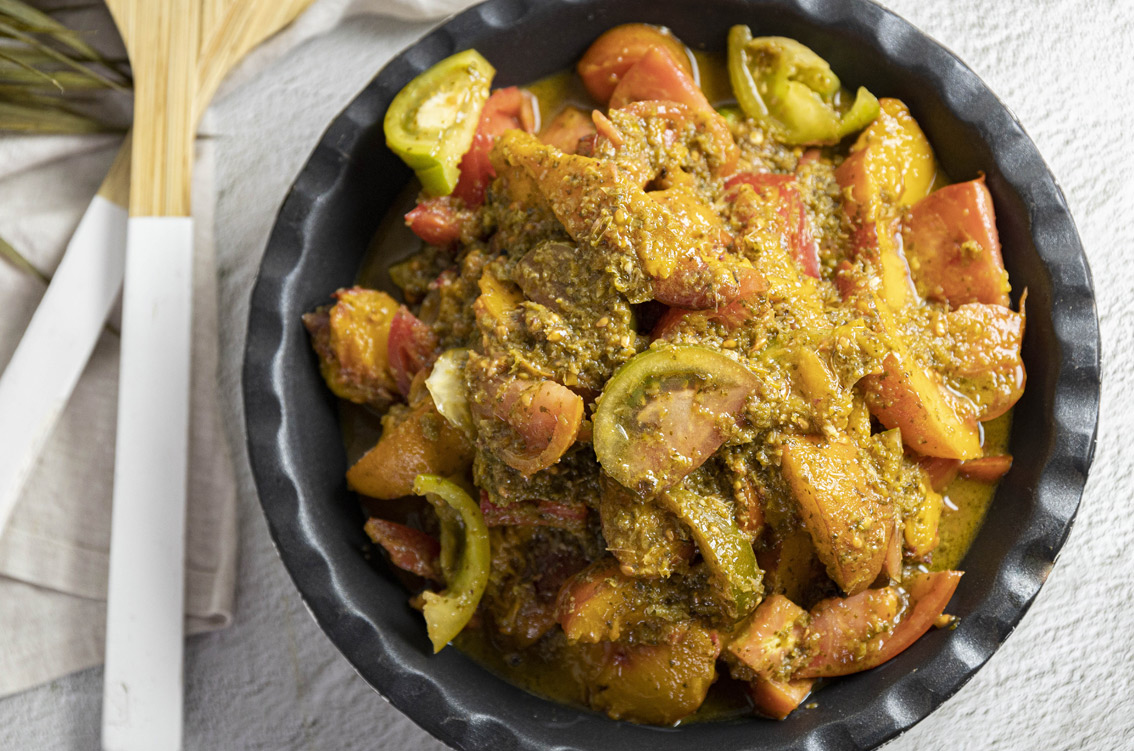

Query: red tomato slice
[915,455,962,492]
[577,23,693,104]
[363,518,442,582]
[747,677,815,720]
[725,172,821,278]
[799,570,963,678]
[492,378,584,476]
[608,45,710,113]
[386,306,439,398]
[959,455,1013,482]
[479,490,589,532]
[727,594,808,680]
[903,176,1010,306]
[404,197,465,247]
[452,86,537,207]
[540,106,597,154]
[651,300,752,341]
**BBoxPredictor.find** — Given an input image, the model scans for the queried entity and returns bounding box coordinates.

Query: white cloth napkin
[0,0,475,699]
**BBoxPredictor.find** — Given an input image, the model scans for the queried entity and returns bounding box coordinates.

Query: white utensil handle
[102,217,193,751]
[0,196,128,536]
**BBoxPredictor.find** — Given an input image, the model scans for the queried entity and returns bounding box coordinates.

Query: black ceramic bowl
[243,0,1100,748]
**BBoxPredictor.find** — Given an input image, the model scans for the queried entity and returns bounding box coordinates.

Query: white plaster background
[1,0,1131,748]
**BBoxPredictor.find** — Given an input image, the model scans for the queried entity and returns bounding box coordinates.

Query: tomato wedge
[404,197,467,247]
[608,45,710,113]
[594,346,759,496]
[577,22,694,104]
[725,172,820,278]
[903,177,1010,307]
[452,86,537,207]
[798,570,963,678]
[384,49,495,197]
[727,26,879,146]
[491,378,584,476]
[363,518,442,582]
[387,306,440,398]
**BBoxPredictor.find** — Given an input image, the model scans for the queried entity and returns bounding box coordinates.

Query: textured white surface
[1,0,1131,749]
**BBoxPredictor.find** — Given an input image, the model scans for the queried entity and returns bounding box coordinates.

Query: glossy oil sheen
[242,1,1100,749]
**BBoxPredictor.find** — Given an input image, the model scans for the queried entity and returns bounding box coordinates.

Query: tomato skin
[452,86,537,207]
[608,45,708,113]
[903,177,1010,307]
[798,570,963,678]
[384,49,495,196]
[405,197,466,247]
[491,378,584,476]
[959,455,1013,482]
[746,678,815,720]
[479,490,589,532]
[386,306,440,398]
[651,300,751,341]
[577,23,693,104]
[363,518,442,582]
[540,106,596,154]
[725,173,820,278]
[915,455,962,492]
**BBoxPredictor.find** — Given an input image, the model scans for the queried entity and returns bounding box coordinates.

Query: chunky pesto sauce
[342,51,1016,722]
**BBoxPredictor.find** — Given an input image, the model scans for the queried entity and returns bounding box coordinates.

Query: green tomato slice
[661,487,763,619]
[384,49,494,196]
[727,26,879,145]
[593,346,759,497]
[413,474,490,653]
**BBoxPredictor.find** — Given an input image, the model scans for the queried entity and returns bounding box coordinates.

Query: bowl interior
[242,1,1099,749]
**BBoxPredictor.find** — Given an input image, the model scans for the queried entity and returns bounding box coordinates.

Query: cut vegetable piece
[959,455,1013,483]
[780,436,893,595]
[933,301,1026,421]
[594,346,759,496]
[608,45,711,114]
[903,177,1010,306]
[727,26,880,145]
[577,23,694,104]
[903,481,944,558]
[757,527,822,604]
[346,393,473,499]
[490,378,584,476]
[860,351,982,459]
[384,49,495,196]
[387,306,439,398]
[473,267,523,325]
[915,455,962,492]
[556,558,668,642]
[799,570,962,678]
[725,172,820,278]
[587,623,720,725]
[540,105,596,154]
[836,98,938,214]
[747,677,815,720]
[452,86,538,207]
[662,487,763,618]
[303,287,399,406]
[727,594,808,681]
[797,586,902,678]
[599,474,695,578]
[413,475,491,652]
[364,518,442,582]
[404,196,468,247]
[424,348,474,439]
